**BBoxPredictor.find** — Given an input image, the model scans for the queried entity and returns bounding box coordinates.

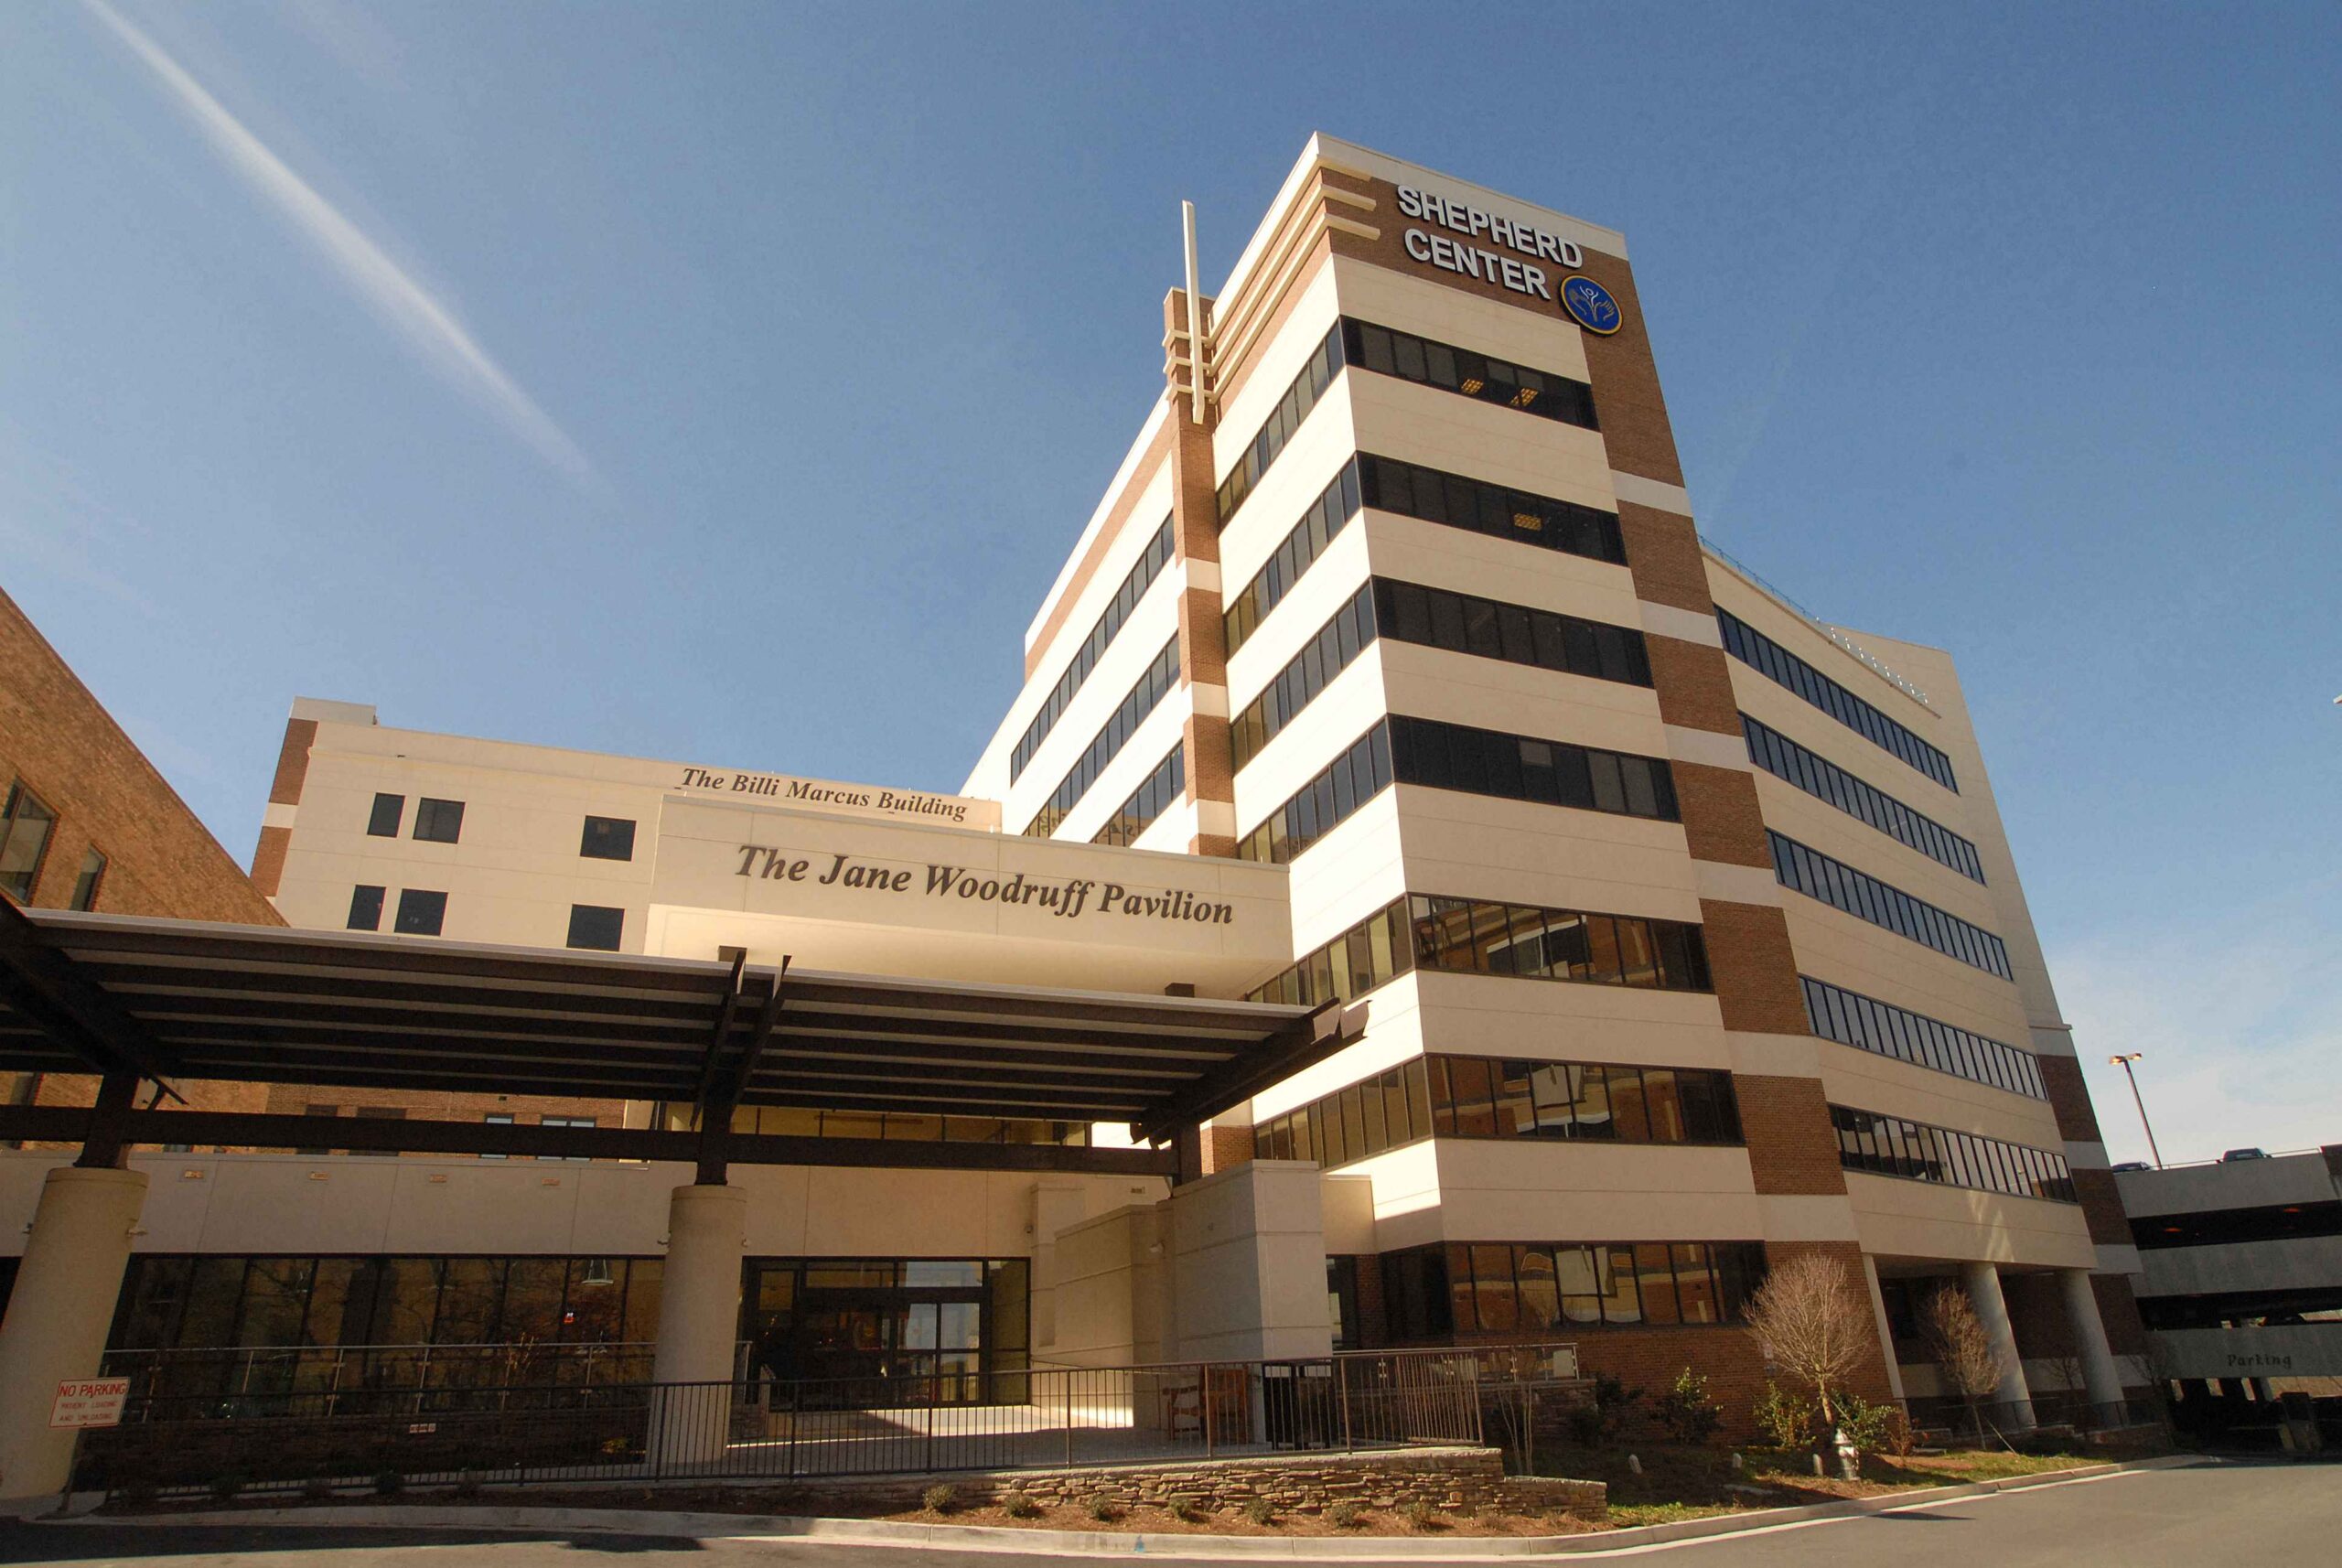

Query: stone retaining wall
[787,1446,1605,1520]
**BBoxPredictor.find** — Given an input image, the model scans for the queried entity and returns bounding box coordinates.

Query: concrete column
[647,1183,747,1466]
[0,1165,148,1509]
[1961,1261,2036,1432]
[2059,1269,2127,1413]
[1860,1255,1907,1401]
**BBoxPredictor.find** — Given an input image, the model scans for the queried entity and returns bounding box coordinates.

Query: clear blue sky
[4,2,2335,1161]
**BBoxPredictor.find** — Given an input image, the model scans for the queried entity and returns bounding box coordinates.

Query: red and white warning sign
[48,1377,130,1430]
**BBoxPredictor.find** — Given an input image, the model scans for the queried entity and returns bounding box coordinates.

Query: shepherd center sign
[49,1377,129,1430]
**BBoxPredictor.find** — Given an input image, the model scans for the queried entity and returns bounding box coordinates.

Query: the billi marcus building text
[10,136,2155,1443]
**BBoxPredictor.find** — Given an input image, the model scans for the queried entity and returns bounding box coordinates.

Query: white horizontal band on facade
[1692,859,1782,908]
[1663,724,1752,772]
[1639,601,1723,647]
[2065,1140,2111,1171]
[1756,1195,1863,1243]
[1187,682,1230,720]
[1609,470,1693,518]
[262,801,297,830]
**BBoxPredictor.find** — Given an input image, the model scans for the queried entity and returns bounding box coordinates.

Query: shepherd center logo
[1562,274,1623,336]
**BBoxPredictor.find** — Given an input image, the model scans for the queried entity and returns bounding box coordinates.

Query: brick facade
[2,585,282,1132]
[1735,1076,1853,1197]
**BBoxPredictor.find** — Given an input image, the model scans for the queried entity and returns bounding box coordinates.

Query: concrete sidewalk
[48,1455,2208,1558]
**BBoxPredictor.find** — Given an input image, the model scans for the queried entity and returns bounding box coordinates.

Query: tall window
[413,798,465,843]
[0,782,57,900]
[366,793,404,837]
[347,885,386,931]
[393,889,446,936]
[480,1111,513,1160]
[69,848,107,911]
[580,816,636,861]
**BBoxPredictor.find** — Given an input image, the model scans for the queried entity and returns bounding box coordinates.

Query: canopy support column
[0,1162,148,1509]
[647,1183,748,1466]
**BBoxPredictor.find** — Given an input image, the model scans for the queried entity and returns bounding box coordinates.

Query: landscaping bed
[1542,1442,2127,1527]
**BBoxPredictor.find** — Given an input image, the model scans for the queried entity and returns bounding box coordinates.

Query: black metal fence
[79,1347,1495,1496]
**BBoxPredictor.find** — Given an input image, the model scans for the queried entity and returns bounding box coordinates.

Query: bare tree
[1919,1283,2001,1445]
[1744,1253,1871,1430]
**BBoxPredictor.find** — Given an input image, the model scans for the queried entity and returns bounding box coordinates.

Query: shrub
[921,1483,958,1515]
[207,1472,247,1505]
[1002,1490,1040,1519]
[300,1477,336,1502]
[1241,1497,1276,1526]
[373,1469,405,1498]
[1754,1381,1815,1450]
[1565,1371,1645,1446]
[451,1472,484,1500]
[1168,1493,1207,1522]
[1401,1499,1437,1529]
[1084,1493,1123,1522]
[1658,1368,1724,1444]
[1835,1393,1897,1460]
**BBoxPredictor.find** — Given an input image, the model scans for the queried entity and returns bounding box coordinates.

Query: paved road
[0,1458,2329,1566]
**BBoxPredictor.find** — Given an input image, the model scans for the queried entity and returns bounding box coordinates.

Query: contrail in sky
[80,0,604,496]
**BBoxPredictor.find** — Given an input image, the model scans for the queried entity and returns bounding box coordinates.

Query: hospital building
[0,135,2157,1499]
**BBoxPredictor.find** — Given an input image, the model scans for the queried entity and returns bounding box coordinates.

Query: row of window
[1216,325,1344,524]
[1222,460,1362,657]
[109,1252,667,1362]
[652,1101,1095,1148]
[366,794,638,863]
[1237,714,1680,867]
[1741,714,1982,882]
[1375,576,1651,688]
[1716,609,1958,791]
[1252,1055,1742,1170]
[1244,892,1714,1007]
[1358,452,1627,567]
[1341,317,1598,430]
[1010,516,1175,781]
[1230,577,1654,778]
[1800,975,2046,1100]
[1022,638,1180,837]
[0,780,105,908]
[1090,747,1185,848]
[1236,720,1391,864]
[1230,584,1375,772]
[348,886,624,952]
[1769,832,2013,979]
[1381,1240,1767,1341]
[1829,1103,2077,1202]
[1391,712,1680,822]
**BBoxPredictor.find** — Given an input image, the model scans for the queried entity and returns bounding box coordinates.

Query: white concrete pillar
[0,1166,148,1509]
[2059,1269,2127,1413]
[1860,1255,1907,1401]
[1961,1261,2036,1432]
[646,1184,747,1467]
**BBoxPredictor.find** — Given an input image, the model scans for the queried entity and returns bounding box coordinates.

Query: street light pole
[2109,1053,2165,1169]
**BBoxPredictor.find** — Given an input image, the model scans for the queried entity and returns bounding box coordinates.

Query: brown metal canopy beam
[1132,1000,1370,1145]
[0,1104,1178,1175]
[0,897,182,1084]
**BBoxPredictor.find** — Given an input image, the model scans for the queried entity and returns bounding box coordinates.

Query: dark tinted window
[347,885,385,931]
[366,792,403,837]
[69,848,107,912]
[567,905,625,952]
[1717,609,1956,790]
[413,798,465,844]
[392,889,446,936]
[580,816,637,861]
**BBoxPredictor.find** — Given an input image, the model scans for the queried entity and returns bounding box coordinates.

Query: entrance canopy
[0,906,1361,1173]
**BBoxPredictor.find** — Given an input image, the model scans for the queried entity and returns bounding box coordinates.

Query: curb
[46,1455,2206,1558]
